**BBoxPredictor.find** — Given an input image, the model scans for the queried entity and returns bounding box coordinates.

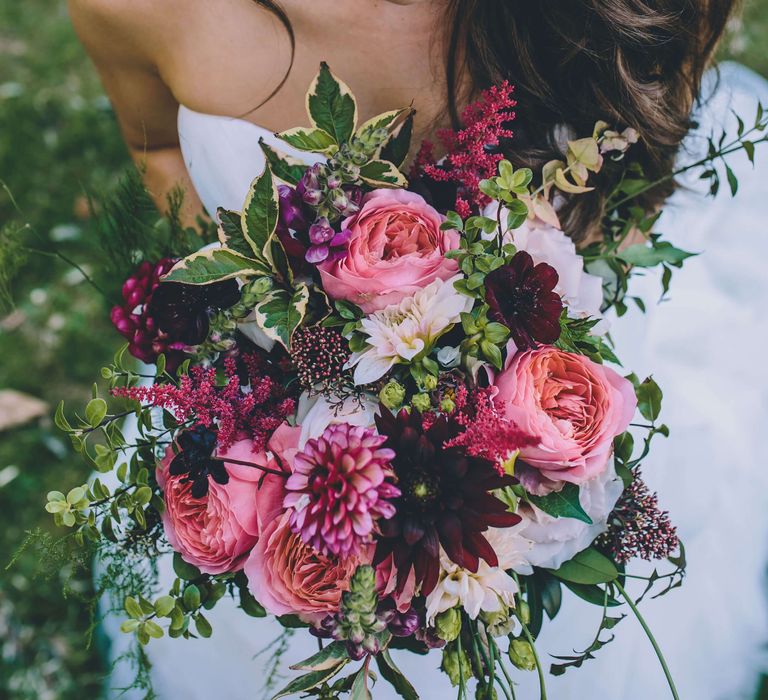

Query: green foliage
[528,483,593,525]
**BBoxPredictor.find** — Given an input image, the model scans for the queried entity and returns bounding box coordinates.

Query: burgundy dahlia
[148,278,241,346]
[373,408,521,596]
[485,250,563,349]
[110,258,188,369]
[284,423,401,558]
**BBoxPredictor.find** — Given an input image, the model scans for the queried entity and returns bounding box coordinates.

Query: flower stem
[615,580,679,700]
[211,455,289,479]
[519,619,548,700]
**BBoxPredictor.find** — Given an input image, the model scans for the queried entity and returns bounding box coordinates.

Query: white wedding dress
[103,63,768,699]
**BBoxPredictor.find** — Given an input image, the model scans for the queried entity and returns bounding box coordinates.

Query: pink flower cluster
[110,258,187,369]
[416,81,517,216]
[114,354,296,450]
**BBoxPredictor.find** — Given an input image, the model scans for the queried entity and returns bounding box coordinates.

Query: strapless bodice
[177,105,322,215]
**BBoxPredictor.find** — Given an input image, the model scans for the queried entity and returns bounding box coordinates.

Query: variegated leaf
[253,284,310,350]
[276,127,337,154]
[359,159,408,188]
[306,62,357,145]
[164,248,268,285]
[242,165,280,260]
[216,208,253,257]
[259,139,307,185]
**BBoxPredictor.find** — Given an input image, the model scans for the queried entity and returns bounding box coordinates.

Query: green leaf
[173,552,202,581]
[290,641,349,672]
[350,668,373,700]
[529,483,593,524]
[216,208,254,257]
[376,650,419,700]
[636,377,663,422]
[725,164,739,196]
[238,587,266,617]
[144,620,164,639]
[271,666,347,700]
[548,547,619,585]
[154,596,176,618]
[307,62,357,144]
[562,581,622,607]
[259,139,307,185]
[182,584,201,611]
[164,248,268,285]
[379,110,415,167]
[54,401,72,432]
[242,164,280,259]
[276,127,337,154]
[617,242,695,268]
[253,284,310,350]
[359,160,408,188]
[85,398,107,428]
[539,572,563,620]
[125,596,143,620]
[194,613,212,638]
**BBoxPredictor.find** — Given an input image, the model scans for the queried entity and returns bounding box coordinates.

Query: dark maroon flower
[169,425,229,498]
[110,258,188,370]
[373,408,521,597]
[485,250,563,349]
[148,279,241,346]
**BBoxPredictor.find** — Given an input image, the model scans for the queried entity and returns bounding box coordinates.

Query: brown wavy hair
[256,0,738,241]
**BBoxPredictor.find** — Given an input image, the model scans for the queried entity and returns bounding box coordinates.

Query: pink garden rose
[244,510,370,622]
[494,347,636,494]
[318,189,460,313]
[156,424,299,575]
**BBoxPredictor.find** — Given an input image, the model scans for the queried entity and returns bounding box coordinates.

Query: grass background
[0,1,767,698]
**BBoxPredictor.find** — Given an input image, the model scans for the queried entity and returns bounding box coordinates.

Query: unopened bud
[508,638,536,672]
[435,608,461,642]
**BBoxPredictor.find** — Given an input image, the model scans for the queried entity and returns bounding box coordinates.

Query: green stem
[519,619,548,700]
[615,580,679,700]
[492,638,517,700]
[457,635,468,700]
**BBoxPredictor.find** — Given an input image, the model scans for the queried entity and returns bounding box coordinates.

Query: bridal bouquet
[38,64,766,699]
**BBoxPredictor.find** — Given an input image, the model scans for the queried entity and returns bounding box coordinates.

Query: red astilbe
[113,354,296,451]
[445,387,538,473]
[598,468,679,564]
[414,81,517,215]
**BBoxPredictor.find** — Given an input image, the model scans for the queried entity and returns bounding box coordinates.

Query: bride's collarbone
[159,0,451,133]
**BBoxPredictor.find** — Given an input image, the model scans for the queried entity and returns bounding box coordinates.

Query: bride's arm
[69,0,205,224]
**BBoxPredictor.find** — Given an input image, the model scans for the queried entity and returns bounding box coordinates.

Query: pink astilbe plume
[113,354,296,451]
[445,387,538,473]
[284,423,400,558]
[415,81,517,214]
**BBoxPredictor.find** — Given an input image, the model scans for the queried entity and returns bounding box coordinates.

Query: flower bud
[411,393,432,413]
[423,374,438,392]
[440,397,457,414]
[508,638,537,672]
[441,644,472,688]
[475,686,498,700]
[515,600,530,625]
[435,608,462,642]
[379,380,406,410]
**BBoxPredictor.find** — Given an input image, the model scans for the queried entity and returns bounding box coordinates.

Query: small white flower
[347,276,473,385]
[426,554,519,624]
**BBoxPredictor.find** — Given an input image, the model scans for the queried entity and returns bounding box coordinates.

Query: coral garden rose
[494,347,636,493]
[318,189,460,313]
[156,436,288,575]
[244,510,369,622]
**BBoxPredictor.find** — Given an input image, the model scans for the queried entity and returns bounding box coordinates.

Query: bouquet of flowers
[37,64,767,699]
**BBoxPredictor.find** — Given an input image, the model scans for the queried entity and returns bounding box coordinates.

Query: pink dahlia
[284,423,400,558]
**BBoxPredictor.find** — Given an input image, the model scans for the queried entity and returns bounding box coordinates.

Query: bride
[69,1,768,698]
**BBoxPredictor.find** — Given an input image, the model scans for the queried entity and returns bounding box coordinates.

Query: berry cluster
[290,326,350,390]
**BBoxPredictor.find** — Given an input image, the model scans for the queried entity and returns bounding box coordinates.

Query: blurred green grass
[0,1,767,698]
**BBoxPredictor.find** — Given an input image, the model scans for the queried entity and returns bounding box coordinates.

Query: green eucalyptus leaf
[194,613,213,638]
[529,483,593,525]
